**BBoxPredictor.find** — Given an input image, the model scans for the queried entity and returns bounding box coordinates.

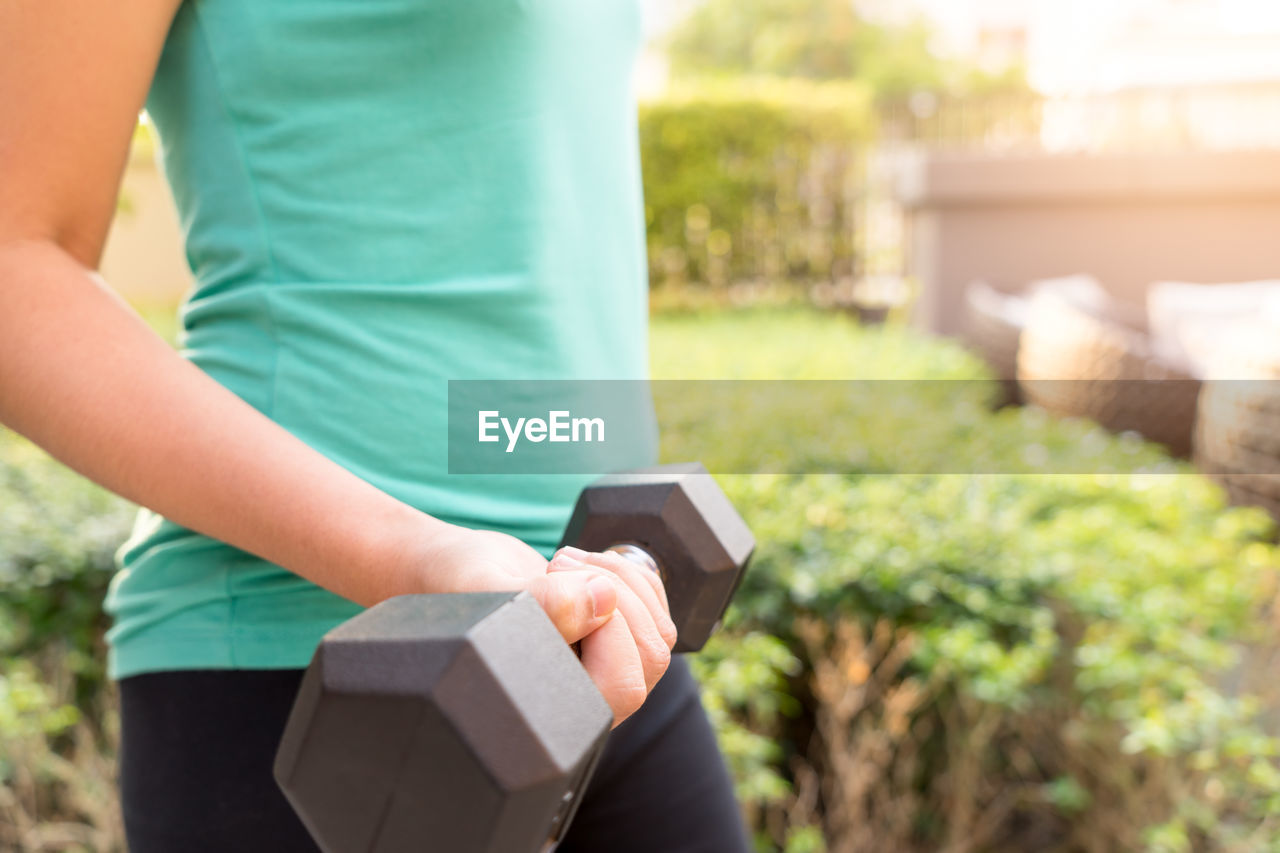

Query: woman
[0,1,748,850]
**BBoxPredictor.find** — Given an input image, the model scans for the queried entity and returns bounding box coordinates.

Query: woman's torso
[106,0,655,678]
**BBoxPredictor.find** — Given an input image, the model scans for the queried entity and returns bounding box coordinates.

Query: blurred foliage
[0,661,122,852]
[651,1,1033,298]
[130,299,182,347]
[652,310,1280,852]
[649,311,1183,476]
[640,79,873,291]
[0,429,133,851]
[0,433,134,708]
[130,118,158,164]
[666,0,1027,100]
[651,309,975,382]
[117,118,162,218]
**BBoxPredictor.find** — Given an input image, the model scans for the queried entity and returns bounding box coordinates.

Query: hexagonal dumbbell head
[274,592,612,853]
[559,462,755,653]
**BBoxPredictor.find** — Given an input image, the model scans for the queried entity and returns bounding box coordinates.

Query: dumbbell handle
[604,543,661,578]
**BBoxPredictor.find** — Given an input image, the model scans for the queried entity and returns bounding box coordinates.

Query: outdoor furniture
[1147,279,1280,377]
[1193,324,1280,519]
[1017,281,1200,457]
[962,275,1109,406]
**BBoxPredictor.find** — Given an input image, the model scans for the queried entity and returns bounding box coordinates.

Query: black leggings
[118,656,749,853]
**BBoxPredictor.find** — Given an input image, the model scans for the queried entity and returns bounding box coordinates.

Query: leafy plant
[0,432,134,706]
[665,0,1028,98]
[0,430,133,851]
[640,80,873,291]
[653,309,1280,852]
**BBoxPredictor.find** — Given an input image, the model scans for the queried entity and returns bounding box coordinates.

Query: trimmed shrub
[0,432,133,706]
[652,310,1280,852]
[639,79,874,291]
[0,429,133,852]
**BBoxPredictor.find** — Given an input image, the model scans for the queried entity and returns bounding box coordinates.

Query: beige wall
[896,149,1280,333]
[100,154,193,306]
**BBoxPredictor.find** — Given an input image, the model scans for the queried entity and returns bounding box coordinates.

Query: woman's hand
[416,527,676,726]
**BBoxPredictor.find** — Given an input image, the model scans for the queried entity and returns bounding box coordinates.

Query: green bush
[663,0,1028,99]
[0,429,133,851]
[651,310,1280,852]
[639,79,873,291]
[0,432,133,704]
[707,474,1280,852]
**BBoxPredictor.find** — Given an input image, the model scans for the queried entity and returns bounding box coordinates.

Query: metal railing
[877,81,1280,154]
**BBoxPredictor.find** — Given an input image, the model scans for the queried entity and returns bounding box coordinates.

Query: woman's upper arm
[0,0,184,268]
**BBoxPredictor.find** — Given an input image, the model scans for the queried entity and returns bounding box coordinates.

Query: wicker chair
[1148,280,1280,377]
[963,276,1109,407]
[1193,325,1280,519]
[1017,283,1200,457]
[961,280,1026,404]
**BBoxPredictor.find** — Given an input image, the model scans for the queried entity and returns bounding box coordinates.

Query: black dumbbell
[274,463,753,853]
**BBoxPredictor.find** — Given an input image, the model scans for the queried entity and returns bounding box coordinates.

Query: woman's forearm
[0,238,450,606]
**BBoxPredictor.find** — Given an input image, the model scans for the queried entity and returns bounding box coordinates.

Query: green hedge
[0,430,133,851]
[0,434,133,706]
[651,310,1280,852]
[639,79,874,291]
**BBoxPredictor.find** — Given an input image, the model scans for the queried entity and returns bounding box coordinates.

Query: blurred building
[874,0,1280,332]
[1029,0,1280,95]
[865,0,1280,93]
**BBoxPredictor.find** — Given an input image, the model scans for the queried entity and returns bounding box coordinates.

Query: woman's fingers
[557,545,670,612]
[524,568,619,645]
[600,575,670,690]
[576,609,648,727]
[550,546,677,650]
[528,546,677,719]
[549,553,671,691]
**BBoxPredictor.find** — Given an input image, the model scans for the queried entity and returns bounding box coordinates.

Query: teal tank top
[104,0,655,678]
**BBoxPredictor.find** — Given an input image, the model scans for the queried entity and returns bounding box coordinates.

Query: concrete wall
[895,149,1280,334]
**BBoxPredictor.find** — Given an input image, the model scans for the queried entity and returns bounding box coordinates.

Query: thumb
[526,570,618,644]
